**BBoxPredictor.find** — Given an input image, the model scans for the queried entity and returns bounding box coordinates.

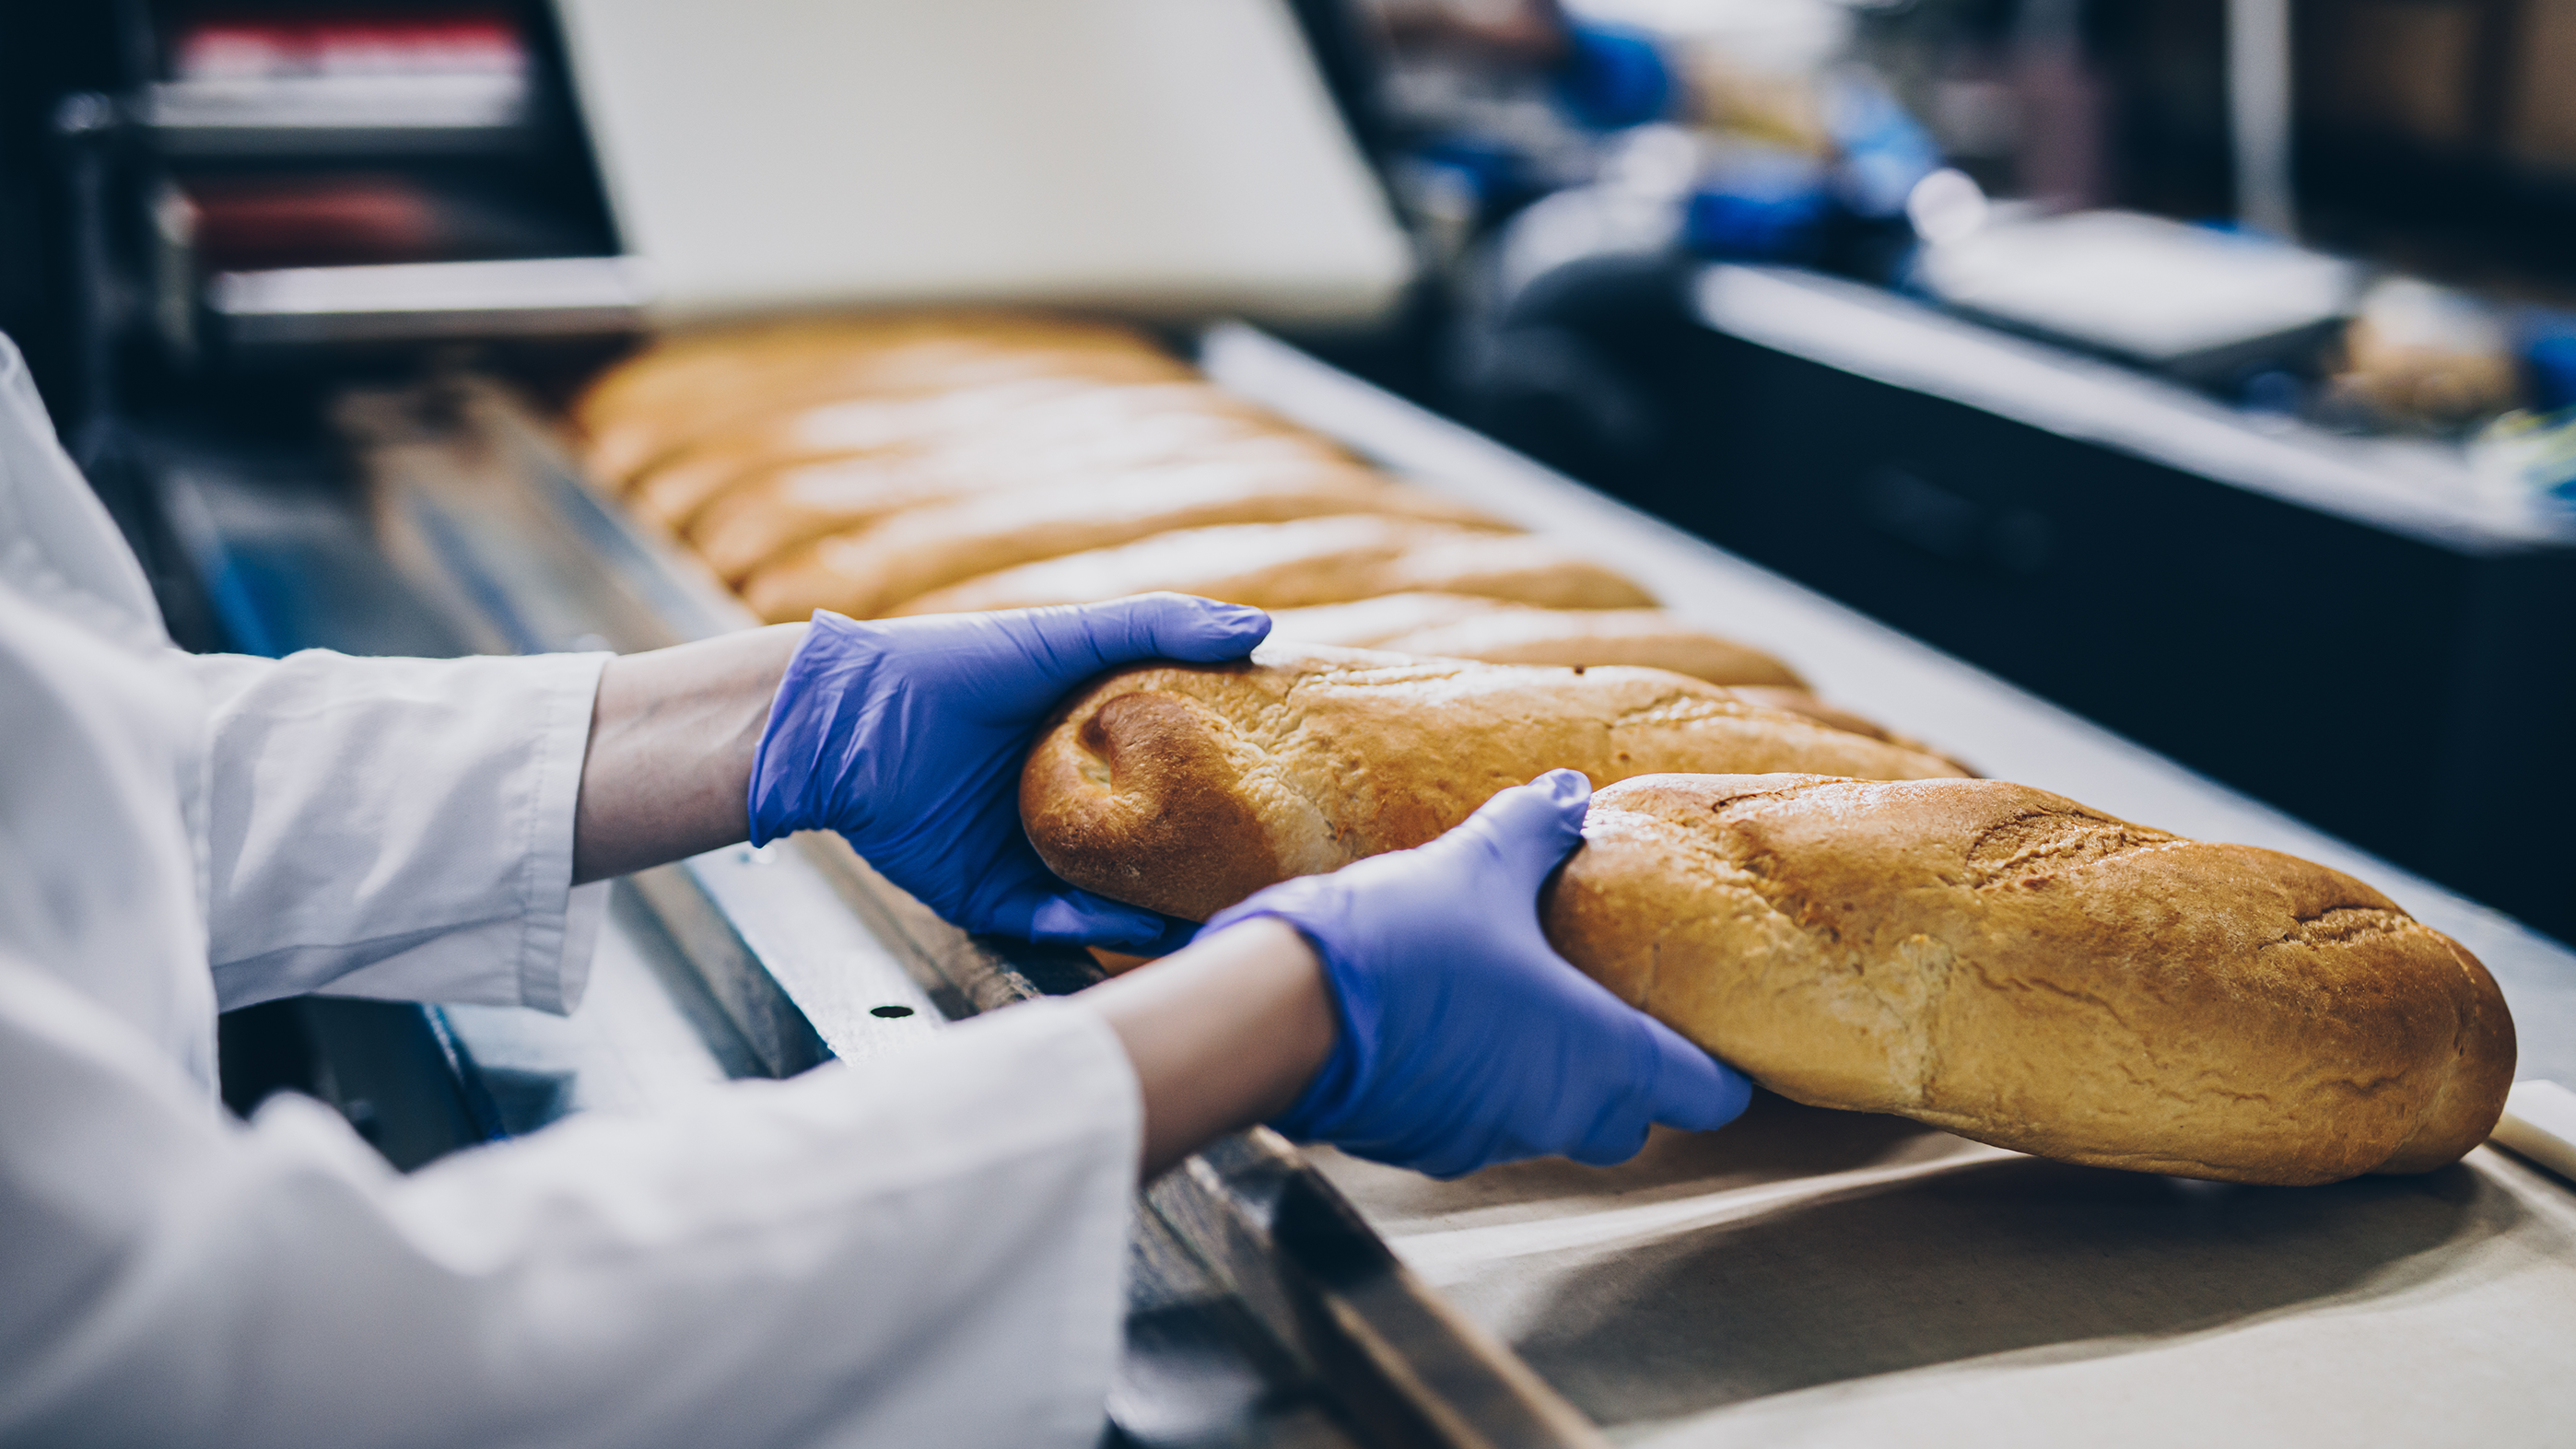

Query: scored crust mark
[1696,775,1845,814]
[1962,808,2178,888]
[2267,904,2424,951]
[1608,692,1753,730]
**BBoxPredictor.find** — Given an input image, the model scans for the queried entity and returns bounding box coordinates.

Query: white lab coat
[0,333,1139,1448]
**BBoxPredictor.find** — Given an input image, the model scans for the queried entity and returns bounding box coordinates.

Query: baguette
[577,316,1186,485]
[1547,774,2516,1184]
[1381,605,1805,688]
[896,517,1657,617]
[636,380,1284,532]
[628,375,1137,529]
[1265,597,1951,751]
[692,411,1343,582]
[740,465,1504,623]
[1259,591,1518,647]
[1019,643,1966,921]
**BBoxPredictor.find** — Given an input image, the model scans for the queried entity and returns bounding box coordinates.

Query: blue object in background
[1683,149,1832,261]
[2524,323,2576,413]
[1556,21,1672,131]
[1824,72,1941,219]
[1411,134,1528,211]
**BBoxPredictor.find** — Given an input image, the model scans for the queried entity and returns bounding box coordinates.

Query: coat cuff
[310,651,610,1014]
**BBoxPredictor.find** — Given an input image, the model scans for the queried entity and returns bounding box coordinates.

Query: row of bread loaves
[568,310,1888,728]
[575,315,2516,1186]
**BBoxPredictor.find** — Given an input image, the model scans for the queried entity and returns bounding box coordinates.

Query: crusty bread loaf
[576,314,1186,486]
[1019,643,1966,921]
[692,409,1345,583]
[1259,591,1517,647]
[1719,687,1967,771]
[896,517,1657,617]
[740,465,1505,622]
[629,375,1138,529]
[684,435,1338,587]
[1259,598,1956,751]
[1547,774,2515,1184]
[635,380,1290,532]
[1271,593,1809,686]
[1387,607,1805,688]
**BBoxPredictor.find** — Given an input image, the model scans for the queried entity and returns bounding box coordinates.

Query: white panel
[552,0,1411,325]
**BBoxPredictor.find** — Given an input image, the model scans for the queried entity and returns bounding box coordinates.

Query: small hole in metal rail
[870,1004,914,1019]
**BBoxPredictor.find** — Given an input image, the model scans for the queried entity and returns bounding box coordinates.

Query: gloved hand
[1202,769,1752,1177]
[748,594,1269,952]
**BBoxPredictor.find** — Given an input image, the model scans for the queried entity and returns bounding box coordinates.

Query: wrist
[1081,915,1336,1180]
[746,616,864,846]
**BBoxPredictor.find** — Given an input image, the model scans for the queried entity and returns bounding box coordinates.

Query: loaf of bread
[1258,591,1514,646]
[576,313,1186,486]
[1547,774,2515,1184]
[740,464,1504,622]
[693,412,1347,582]
[634,379,1287,532]
[1254,597,1961,756]
[627,375,1147,529]
[1019,643,1967,921]
[1265,593,1801,688]
[896,517,1657,618]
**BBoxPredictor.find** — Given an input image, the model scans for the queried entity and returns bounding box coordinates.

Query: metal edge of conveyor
[338,367,1606,1449]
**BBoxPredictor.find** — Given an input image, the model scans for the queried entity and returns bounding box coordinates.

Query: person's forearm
[572,625,806,884]
[1080,917,1337,1180]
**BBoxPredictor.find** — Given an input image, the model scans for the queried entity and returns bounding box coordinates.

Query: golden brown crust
[626,374,1137,530]
[1261,592,1520,647]
[1542,774,2516,1185]
[1019,691,1290,916]
[573,312,1186,486]
[1019,644,1966,922]
[692,421,1354,585]
[896,517,1656,618]
[637,379,1286,535]
[738,467,1503,622]
[1723,687,1973,771]
[1377,608,1806,688]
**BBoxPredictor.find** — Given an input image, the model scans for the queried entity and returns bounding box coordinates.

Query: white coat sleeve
[0,966,1140,1449]
[181,648,614,1013]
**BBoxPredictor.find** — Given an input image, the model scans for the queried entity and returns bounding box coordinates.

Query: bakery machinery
[27,2,2576,1445]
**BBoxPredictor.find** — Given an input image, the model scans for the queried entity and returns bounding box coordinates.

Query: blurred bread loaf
[740,465,1502,623]
[693,429,1361,586]
[1018,643,1967,922]
[658,380,1307,543]
[1270,594,1803,687]
[575,312,1698,645]
[890,516,1656,618]
[630,375,1176,530]
[576,312,1186,486]
[1549,774,2515,1185]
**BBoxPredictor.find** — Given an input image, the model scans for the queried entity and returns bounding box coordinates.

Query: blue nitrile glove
[1204,769,1752,1178]
[748,595,1270,952]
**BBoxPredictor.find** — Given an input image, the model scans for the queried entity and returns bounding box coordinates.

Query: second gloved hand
[748,595,1269,952]
[1202,769,1753,1177]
